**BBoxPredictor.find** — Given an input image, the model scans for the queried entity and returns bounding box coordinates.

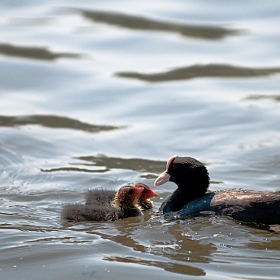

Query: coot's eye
[172,165,176,170]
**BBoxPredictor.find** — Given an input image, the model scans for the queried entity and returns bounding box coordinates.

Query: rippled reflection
[0,43,80,61]
[62,217,213,276]
[0,115,123,133]
[77,9,239,40]
[76,154,166,173]
[116,64,280,82]
[104,256,206,276]
[245,94,280,102]
[41,154,165,175]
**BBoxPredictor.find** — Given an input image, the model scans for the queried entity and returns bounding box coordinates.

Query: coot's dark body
[155,155,280,225]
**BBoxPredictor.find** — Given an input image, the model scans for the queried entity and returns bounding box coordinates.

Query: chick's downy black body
[61,185,143,222]
[154,155,280,225]
[61,203,119,222]
[85,188,115,206]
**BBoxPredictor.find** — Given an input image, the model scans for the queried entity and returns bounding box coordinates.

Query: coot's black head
[154,155,210,195]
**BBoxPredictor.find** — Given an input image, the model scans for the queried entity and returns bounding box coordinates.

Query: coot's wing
[164,193,214,220]
[249,191,280,210]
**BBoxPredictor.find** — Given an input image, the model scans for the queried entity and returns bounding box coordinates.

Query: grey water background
[0,0,280,279]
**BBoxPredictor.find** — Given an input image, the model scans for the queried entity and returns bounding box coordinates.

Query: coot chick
[154,155,280,225]
[85,183,157,210]
[85,188,115,206]
[137,183,158,210]
[62,185,143,222]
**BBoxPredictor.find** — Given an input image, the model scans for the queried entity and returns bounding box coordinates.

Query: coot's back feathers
[208,189,280,225]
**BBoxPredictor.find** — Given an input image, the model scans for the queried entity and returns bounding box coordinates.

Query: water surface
[0,1,280,279]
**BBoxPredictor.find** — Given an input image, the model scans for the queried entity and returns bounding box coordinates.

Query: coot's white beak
[154,155,178,186]
[154,171,171,186]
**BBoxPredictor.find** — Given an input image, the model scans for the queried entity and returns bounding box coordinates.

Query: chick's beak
[134,183,157,197]
[145,188,157,198]
[154,171,171,186]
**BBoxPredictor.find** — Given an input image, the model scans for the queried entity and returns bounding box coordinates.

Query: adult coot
[154,155,280,225]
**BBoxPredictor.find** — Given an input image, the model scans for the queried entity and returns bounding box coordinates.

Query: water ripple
[41,154,165,176]
[116,63,280,82]
[0,43,81,61]
[0,115,123,133]
[77,9,240,40]
[76,154,166,173]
